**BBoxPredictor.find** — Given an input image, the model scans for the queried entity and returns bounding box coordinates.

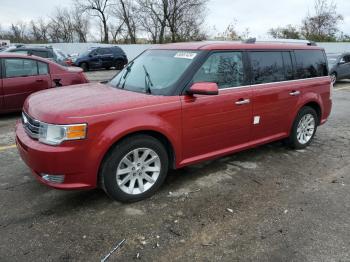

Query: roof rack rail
[242,38,317,46]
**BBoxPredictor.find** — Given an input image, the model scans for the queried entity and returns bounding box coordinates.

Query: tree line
[0,0,348,44]
[0,0,207,44]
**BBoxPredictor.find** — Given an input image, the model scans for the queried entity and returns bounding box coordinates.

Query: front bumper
[16,122,97,190]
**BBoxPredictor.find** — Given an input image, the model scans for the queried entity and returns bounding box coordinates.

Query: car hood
[24,83,177,124]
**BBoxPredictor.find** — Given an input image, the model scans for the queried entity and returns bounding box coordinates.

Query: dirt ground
[0,71,350,261]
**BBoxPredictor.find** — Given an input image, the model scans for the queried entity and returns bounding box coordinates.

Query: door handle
[235,98,250,105]
[289,90,300,96]
[36,79,44,82]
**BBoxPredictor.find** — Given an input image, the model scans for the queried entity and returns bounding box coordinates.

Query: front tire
[115,59,125,70]
[100,135,169,202]
[288,106,318,149]
[80,62,89,72]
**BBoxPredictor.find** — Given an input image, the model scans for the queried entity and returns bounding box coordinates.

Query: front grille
[22,112,40,140]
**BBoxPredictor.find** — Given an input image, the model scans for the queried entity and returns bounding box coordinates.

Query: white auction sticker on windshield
[174,52,197,59]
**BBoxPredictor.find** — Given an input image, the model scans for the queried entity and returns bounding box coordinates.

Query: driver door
[181,51,253,163]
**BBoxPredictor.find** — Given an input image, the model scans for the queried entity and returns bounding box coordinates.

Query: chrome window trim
[219,76,330,92]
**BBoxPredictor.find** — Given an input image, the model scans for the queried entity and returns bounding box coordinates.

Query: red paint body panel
[0,53,88,113]
[15,43,333,190]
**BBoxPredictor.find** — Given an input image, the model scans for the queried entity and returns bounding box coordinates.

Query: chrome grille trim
[22,112,40,140]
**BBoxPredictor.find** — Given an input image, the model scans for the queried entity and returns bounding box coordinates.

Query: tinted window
[282,52,294,80]
[343,55,350,63]
[31,50,49,58]
[193,52,244,89]
[100,48,112,55]
[250,52,285,84]
[294,50,328,79]
[38,61,49,75]
[4,59,38,78]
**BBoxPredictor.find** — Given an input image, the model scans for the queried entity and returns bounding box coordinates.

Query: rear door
[100,48,114,68]
[250,51,299,141]
[2,58,51,111]
[89,48,103,69]
[181,51,253,162]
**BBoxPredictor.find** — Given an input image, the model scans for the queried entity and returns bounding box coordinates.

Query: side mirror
[187,82,219,96]
[339,59,346,65]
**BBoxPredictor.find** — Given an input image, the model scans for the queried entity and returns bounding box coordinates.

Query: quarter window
[294,50,328,79]
[250,52,285,84]
[193,52,244,89]
[38,61,49,75]
[4,59,38,78]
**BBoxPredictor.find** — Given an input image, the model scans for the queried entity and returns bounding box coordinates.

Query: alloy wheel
[116,148,161,195]
[296,113,315,144]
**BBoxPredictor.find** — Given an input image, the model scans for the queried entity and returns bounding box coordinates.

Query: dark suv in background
[327,52,350,84]
[73,46,128,71]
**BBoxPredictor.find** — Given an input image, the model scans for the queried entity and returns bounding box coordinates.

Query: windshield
[109,50,200,95]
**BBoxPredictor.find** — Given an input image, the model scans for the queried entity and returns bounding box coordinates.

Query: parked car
[16,42,332,202]
[0,53,88,113]
[327,52,350,84]
[73,46,128,71]
[7,46,72,66]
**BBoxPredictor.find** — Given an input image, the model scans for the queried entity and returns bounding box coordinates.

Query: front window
[109,50,200,95]
[192,51,244,89]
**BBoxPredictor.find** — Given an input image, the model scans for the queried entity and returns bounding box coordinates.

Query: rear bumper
[16,122,97,190]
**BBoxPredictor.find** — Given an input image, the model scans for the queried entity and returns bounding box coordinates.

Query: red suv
[16,42,332,202]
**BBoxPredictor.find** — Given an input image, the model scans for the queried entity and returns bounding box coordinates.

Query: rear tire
[287,106,318,149]
[80,62,89,72]
[100,135,169,202]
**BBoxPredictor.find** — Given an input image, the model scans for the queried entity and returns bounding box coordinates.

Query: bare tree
[77,0,112,43]
[268,25,301,39]
[71,6,90,42]
[301,0,343,41]
[109,20,124,43]
[112,0,138,43]
[9,22,29,43]
[137,0,168,43]
[166,0,206,42]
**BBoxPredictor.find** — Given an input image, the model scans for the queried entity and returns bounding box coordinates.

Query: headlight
[39,123,87,145]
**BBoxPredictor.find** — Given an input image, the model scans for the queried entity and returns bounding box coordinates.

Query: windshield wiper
[116,61,134,89]
[143,65,153,94]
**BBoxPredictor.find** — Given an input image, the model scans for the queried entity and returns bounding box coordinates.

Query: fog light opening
[41,174,65,184]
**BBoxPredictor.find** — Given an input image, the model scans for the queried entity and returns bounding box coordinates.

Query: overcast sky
[1,0,350,39]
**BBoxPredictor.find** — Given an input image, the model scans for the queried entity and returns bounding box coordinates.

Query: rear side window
[193,52,244,89]
[38,61,49,75]
[100,48,112,55]
[294,50,328,79]
[250,52,285,84]
[4,59,38,77]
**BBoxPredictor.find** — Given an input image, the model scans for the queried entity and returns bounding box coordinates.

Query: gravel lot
[0,71,350,261]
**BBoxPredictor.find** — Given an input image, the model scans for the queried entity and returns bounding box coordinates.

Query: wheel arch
[97,129,177,187]
[302,101,322,125]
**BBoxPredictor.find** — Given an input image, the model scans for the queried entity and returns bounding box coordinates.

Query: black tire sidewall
[290,106,318,149]
[81,62,88,72]
[101,135,169,202]
[115,60,124,70]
